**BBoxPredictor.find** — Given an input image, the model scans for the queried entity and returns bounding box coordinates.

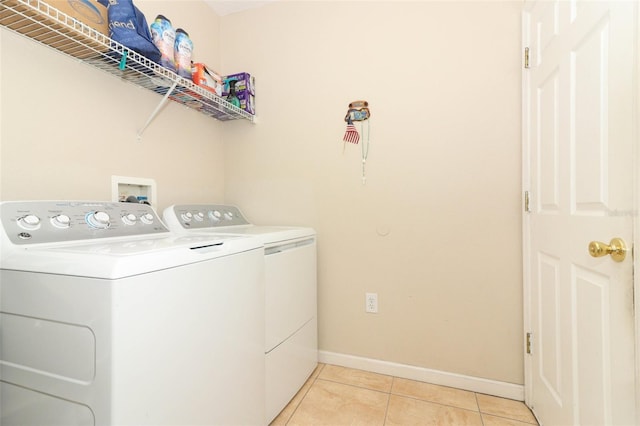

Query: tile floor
[270,363,539,426]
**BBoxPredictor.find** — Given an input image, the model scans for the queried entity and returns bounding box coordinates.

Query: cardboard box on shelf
[48,0,107,34]
[0,0,109,57]
[192,63,223,96]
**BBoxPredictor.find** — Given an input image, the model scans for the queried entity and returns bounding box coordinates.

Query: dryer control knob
[181,212,193,222]
[50,214,71,229]
[224,212,234,221]
[122,213,138,225]
[140,213,154,225]
[18,214,41,230]
[194,212,205,221]
[208,211,220,221]
[87,211,111,229]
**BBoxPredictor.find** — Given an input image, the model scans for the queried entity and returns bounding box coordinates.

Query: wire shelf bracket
[137,80,178,141]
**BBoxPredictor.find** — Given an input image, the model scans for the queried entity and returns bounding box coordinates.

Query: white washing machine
[0,201,265,426]
[163,204,317,424]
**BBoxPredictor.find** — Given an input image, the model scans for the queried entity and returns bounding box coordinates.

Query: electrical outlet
[365,292,378,313]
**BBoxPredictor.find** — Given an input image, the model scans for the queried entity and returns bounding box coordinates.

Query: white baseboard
[318,350,524,401]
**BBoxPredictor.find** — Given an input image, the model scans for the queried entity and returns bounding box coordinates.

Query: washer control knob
[18,214,41,230]
[194,212,205,221]
[181,212,193,222]
[122,213,138,225]
[50,214,71,229]
[224,211,234,221]
[140,213,154,225]
[87,211,111,229]
[209,210,221,221]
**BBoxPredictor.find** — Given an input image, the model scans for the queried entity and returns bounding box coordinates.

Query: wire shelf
[0,0,254,124]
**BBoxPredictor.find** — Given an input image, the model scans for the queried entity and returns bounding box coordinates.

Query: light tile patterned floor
[271,364,539,426]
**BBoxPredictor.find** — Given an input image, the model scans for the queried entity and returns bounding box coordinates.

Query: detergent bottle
[150,15,176,72]
[226,80,241,108]
[174,29,193,79]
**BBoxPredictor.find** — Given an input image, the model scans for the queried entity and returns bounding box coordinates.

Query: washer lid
[1,233,262,279]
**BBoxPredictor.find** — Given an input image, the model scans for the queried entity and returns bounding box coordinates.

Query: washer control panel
[163,204,250,230]
[1,201,169,245]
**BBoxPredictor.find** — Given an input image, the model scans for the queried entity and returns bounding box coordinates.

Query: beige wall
[0,0,523,385]
[220,1,523,384]
[0,1,225,207]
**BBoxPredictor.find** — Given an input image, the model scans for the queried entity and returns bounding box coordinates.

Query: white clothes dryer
[163,204,317,424]
[0,201,265,426]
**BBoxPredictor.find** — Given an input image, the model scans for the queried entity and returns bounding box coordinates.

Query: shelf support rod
[137,81,179,141]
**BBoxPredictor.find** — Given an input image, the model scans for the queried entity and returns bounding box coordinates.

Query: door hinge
[524,47,530,69]
[526,332,532,354]
[524,191,531,212]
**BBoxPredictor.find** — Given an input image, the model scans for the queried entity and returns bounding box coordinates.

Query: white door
[523,1,637,425]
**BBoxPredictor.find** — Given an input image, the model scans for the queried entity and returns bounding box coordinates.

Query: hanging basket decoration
[342,100,371,184]
[342,100,370,144]
[344,100,371,122]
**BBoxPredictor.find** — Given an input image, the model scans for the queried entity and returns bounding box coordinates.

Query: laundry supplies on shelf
[174,28,193,78]
[192,63,223,96]
[0,0,255,125]
[150,14,176,72]
[223,72,255,115]
[97,0,160,63]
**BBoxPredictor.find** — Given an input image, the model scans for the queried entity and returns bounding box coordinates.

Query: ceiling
[204,0,277,16]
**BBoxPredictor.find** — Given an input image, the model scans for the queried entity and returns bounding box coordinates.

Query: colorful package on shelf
[222,72,255,114]
[236,91,255,115]
[192,63,223,96]
[222,72,255,96]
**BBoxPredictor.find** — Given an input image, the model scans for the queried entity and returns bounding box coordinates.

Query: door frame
[521,2,533,410]
[634,2,640,418]
[520,1,640,421]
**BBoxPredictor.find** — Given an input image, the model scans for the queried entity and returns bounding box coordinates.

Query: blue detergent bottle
[174,29,194,79]
[150,15,176,72]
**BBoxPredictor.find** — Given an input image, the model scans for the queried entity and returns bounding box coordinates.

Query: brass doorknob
[588,238,627,262]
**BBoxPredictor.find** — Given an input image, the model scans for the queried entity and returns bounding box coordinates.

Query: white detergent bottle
[150,15,176,72]
[174,29,193,79]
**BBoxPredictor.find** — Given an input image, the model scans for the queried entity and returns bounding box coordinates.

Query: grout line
[314,377,392,395]
[283,383,312,425]
[382,377,395,425]
[389,393,485,416]
[281,363,324,425]
[476,393,486,426]
[480,412,539,425]
[319,374,484,416]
